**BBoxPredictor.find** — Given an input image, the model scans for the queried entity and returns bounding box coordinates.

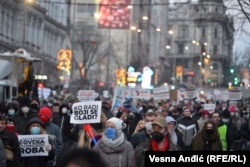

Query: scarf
[102,130,125,147]
[151,137,169,151]
[169,130,178,145]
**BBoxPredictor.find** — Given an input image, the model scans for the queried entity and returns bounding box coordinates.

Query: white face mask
[48,103,53,107]
[222,118,229,123]
[22,107,30,114]
[62,108,68,114]
[113,109,118,116]
[145,122,152,130]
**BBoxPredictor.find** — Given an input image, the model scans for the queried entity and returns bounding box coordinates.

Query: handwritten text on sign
[18,134,49,157]
[70,101,102,124]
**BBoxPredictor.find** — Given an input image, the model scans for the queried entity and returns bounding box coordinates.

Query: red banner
[98,0,131,29]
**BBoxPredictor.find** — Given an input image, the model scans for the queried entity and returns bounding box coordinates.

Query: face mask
[48,103,53,107]
[22,107,30,114]
[145,122,152,131]
[105,127,116,140]
[205,129,213,136]
[6,124,15,131]
[30,127,41,134]
[31,104,39,110]
[243,114,249,119]
[62,108,68,114]
[151,131,165,143]
[113,110,118,116]
[222,118,229,123]
[127,115,135,121]
[8,109,15,115]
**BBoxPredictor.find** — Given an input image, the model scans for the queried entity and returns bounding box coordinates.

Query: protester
[177,106,199,150]
[165,116,184,150]
[197,110,210,131]
[13,95,38,134]
[130,112,157,149]
[192,120,223,150]
[52,103,78,153]
[129,117,179,167]
[93,117,134,167]
[39,107,63,157]
[21,117,55,167]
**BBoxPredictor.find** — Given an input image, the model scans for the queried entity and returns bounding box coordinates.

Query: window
[215,7,218,13]
[178,44,184,54]
[213,45,217,55]
[202,28,206,37]
[77,4,95,14]
[179,25,187,38]
[214,28,217,38]
[76,21,85,29]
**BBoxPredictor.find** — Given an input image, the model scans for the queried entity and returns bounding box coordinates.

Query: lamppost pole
[22,3,28,48]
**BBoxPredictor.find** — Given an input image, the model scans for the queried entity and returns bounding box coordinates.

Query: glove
[45,144,52,151]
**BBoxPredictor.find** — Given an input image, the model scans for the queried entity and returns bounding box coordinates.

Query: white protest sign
[38,88,51,100]
[112,86,126,109]
[77,90,95,101]
[228,91,242,101]
[183,89,197,99]
[133,89,151,100]
[204,104,216,113]
[153,86,170,100]
[18,134,49,157]
[70,101,102,124]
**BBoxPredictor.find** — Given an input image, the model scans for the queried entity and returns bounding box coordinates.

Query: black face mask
[205,129,213,136]
[31,104,39,110]
[151,131,165,143]
[127,115,135,122]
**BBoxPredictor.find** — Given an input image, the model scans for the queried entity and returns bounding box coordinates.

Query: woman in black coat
[21,117,55,167]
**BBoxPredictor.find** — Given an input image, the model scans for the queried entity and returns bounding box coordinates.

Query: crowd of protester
[0,94,250,167]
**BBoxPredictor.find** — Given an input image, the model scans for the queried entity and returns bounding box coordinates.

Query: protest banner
[70,101,102,124]
[77,90,95,101]
[112,86,126,109]
[153,86,170,100]
[204,104,216,113]
[228,91,242,101]
[18,134,49,157]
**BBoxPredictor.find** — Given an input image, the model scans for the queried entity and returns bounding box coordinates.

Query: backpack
[3,145,14,161]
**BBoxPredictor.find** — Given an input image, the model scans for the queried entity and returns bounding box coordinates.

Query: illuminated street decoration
[126,66,141,87]
[115,68,127,86]
[57,49,72,88]
[98,0,131,29]
[141,66,154,89]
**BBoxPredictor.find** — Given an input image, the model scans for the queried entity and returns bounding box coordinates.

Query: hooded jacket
[165,116,184,149]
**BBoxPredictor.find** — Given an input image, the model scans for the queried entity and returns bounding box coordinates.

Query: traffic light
[234,77,238,85]
[230,68,234,74]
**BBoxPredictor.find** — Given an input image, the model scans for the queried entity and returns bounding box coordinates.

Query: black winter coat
[0,129,21,167]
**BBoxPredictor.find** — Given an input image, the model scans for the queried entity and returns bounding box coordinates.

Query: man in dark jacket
[177,106,199,150]
[0,115,21,167]
[13,95,38,134]
[130,112,156,148]
[52,103,78,153]
[129,117,179,167]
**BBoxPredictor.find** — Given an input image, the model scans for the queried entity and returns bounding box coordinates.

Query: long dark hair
[201,120,219,137]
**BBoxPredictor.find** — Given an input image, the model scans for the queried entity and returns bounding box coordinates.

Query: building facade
[166,0,234,88]
[0,0,71,89]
